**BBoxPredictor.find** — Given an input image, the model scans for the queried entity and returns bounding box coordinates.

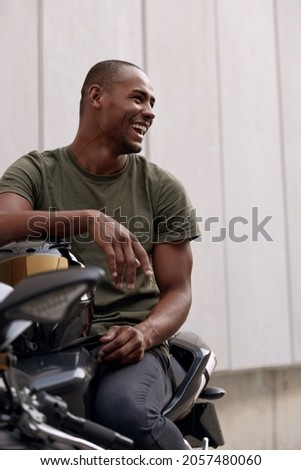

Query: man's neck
[70,139,128,175]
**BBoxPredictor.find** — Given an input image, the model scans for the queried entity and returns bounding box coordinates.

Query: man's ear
[88,84,104,109]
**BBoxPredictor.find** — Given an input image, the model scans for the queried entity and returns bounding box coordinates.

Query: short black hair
[79,59,142,116]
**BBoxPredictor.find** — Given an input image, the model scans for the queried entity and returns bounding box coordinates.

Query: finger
[122,243,141,290]
[100,326,119,342]
[99,327,136,357]
[99,326,128,350]
[99,339,144,364]
[98,326,145,364]
[98,337,127,361]
[94,217,120,278]
[101,244,118,279]
[132,240,153,277]
[111,242,126,288]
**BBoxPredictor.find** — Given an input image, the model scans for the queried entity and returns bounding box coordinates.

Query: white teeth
[132,124,147,135]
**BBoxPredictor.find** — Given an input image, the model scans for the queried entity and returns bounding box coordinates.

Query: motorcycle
[0,241,225,450]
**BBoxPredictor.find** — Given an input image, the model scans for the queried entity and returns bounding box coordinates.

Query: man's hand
[89,210,153,290]
[97,325,147,364]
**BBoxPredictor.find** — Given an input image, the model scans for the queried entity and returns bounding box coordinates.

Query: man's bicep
[152,241,193,292]
[0,192,33,212]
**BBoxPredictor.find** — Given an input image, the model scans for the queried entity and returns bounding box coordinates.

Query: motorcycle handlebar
[36,391,133,450]
[63,412,134,450]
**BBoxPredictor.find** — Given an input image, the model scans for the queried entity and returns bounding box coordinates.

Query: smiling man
[0,60,200,449]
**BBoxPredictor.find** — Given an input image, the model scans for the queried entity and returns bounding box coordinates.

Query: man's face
[99,66,156,155]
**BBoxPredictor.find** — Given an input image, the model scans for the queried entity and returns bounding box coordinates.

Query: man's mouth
[131,123,148,137]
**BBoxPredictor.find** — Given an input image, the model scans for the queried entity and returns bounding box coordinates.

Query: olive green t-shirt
[0,146,200,334]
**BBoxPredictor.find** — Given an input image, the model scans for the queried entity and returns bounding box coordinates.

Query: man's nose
[143,104,155,121]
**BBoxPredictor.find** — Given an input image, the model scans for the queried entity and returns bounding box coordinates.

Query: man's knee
[100,393,149,430]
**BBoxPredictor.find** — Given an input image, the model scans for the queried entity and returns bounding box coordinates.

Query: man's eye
[133,97,142,103]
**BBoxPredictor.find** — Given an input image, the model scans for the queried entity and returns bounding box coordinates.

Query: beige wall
[211,365,301,450]
[0,0,300,374]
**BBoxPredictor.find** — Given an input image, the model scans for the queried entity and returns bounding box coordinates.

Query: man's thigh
[87,348,173,421]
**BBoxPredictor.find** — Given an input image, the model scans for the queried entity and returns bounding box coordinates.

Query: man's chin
[125,141,143,154]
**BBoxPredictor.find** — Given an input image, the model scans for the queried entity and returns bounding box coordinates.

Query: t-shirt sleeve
[0,153,43,207]
[153,171,201,244]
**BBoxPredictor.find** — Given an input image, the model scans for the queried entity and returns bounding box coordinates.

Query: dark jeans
[85,346,187,449]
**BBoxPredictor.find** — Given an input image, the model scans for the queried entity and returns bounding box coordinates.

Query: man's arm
[98,240,193,364]
[0,192,153,288]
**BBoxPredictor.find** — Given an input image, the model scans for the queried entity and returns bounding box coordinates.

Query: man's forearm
[135,288,192,350]
[0,209,91,246]
[0,208,152,289]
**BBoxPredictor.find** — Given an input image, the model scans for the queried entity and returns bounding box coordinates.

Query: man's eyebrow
[132,89,156,106]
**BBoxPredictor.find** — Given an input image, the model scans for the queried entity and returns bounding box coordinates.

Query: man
[0,60,200,449]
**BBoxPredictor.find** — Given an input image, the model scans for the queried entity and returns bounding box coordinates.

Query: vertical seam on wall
[213,0,232,369]
[273,0,294,362]
[141,0,151,159]
[271,370,277,449]
[141,0,148,74]
[38,0,44,151]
